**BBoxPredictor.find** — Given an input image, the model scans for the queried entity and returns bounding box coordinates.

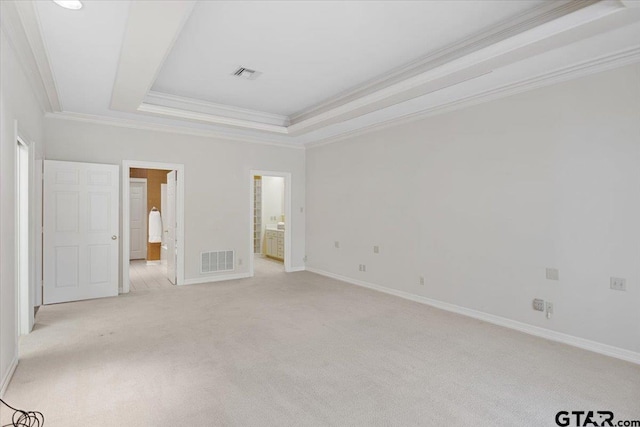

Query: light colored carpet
[3,257,639,426]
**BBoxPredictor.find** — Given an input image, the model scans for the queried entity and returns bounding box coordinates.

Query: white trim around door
[15,126,35,335]
[122,161,185,292]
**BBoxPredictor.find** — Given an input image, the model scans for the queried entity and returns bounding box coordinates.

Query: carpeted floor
[2,258,639,426]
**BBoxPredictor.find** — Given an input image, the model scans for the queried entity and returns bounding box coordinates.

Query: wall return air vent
[201,250,234,274]
[233,67,260,80]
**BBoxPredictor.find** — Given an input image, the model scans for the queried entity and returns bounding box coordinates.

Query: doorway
[122,161,185,292]
[250,170,292,276]
[127,169,174,291]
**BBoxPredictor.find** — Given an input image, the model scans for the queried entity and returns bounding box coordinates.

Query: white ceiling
[34,0,131,115]
[17,0,640,146]
[151,1,544,116]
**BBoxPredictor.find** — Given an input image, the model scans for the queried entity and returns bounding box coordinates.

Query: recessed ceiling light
[52,0,83,10]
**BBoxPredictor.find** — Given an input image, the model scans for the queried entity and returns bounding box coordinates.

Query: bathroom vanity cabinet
[264,229,284,260]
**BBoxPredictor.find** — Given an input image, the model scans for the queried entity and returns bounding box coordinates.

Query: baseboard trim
[306,267,640,365]
[0,356,18,397]
[182,272,252,286]
[287,266,306,272]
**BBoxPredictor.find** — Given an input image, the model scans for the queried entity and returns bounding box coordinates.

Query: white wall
[261,176,284,244]
[306,63,640,355]
[44,118,306,283]
[0,29,45,392]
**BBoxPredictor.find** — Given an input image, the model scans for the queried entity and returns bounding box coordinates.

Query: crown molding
[44,45,640,152]
[14,1,62,112]
[142,2,596,132]
[145,91,290,127]
[109,0,625,138]
[137,102,289,134]
[287,0,625,136]
[305,46,640,149]
[0,0,61,113]
[27,0,639,151]
[290,0,600,124]
[45,111,304,150]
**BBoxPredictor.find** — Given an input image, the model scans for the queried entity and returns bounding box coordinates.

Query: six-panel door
[44,160,120,304]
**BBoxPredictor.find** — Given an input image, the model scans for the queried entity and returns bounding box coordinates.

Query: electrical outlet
[545,302,553,319]
[303,255,307,262]
[334,241,340,249]
[610,277,626,291]
[373,246,379,254]
[419,276,425,286]
[546,268,559,281]
[532,298,545,312]
[358,264,366,272]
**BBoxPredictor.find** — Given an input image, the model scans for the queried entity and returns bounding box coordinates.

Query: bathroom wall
[130,168,172,261]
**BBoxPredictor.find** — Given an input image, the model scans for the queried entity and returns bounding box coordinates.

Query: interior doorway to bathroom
[128,167,173,291]
[122,160,185,293]
[250,170,292,276]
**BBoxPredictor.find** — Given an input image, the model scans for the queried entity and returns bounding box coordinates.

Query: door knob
[111,235,118,240]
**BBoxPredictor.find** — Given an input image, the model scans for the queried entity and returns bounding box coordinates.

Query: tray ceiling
[151,1,545,117]
[11,0,640,146]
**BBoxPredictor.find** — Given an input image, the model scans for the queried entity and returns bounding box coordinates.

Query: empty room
[1,0,639,426]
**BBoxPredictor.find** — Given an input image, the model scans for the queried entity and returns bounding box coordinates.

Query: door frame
[15,127,35,335]
[249,170,292,275]
[129,178,148,260]
[122,161,185,292]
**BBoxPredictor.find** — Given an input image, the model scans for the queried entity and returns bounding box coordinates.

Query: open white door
[44,160,119,304]
[166,170,177,284]
[129,179,147,260]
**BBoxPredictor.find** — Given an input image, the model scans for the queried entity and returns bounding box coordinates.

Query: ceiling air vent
[233,67,260,80]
